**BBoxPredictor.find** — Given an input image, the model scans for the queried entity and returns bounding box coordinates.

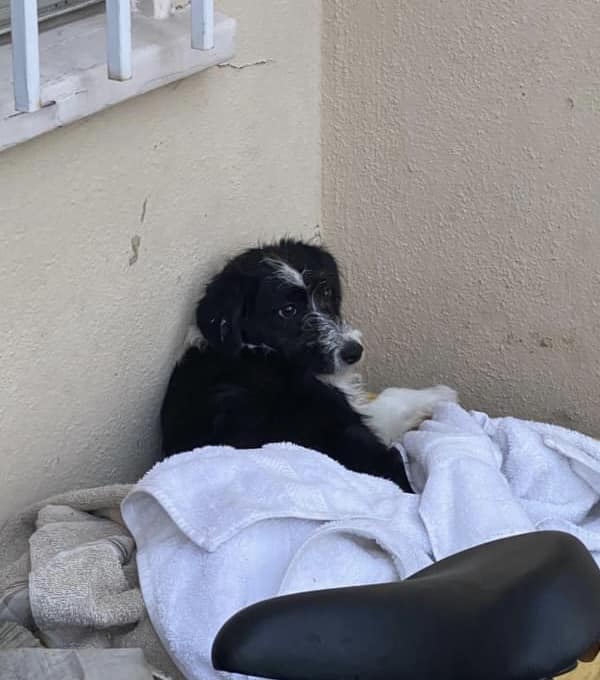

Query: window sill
[0,8,235,152]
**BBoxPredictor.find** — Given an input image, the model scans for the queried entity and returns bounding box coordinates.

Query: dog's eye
[278,304,297,319]
[321,285,333,298]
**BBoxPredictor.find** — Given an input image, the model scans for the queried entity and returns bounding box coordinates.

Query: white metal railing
[10,0,214,112]
[191,0,212,50]
[10,0,40,111]
[106,0,131,81]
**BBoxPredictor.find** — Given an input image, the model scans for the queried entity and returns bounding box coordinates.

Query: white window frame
[0,0,235,151]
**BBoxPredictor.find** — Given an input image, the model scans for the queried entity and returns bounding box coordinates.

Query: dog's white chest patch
[319,372,369,408]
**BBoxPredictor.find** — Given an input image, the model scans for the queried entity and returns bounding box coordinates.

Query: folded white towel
[121,444,431,680]
[122,407,600,680]
[401,402,600,562]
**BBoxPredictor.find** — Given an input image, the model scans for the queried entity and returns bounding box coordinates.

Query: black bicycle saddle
[212,531,600,680]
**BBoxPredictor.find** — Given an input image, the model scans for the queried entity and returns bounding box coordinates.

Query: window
[0,0,103,37]
[0,0,236,151]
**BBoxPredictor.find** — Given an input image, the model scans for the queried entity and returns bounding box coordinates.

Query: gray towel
[0,622,42,649]
[0,485,184,680]
[29,505,144,644]
[0,648,155,680]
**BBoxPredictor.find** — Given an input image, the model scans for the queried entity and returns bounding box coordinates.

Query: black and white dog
[161,239,456,492]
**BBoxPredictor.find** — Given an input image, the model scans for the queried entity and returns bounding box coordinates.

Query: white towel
[401,402,600,562]
[121,444,431,680]
[122,408,600,680]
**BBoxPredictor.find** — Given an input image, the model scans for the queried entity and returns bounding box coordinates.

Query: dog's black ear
[196,269,246,357]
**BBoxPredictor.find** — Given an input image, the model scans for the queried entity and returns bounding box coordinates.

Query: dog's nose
[340,340,363,365]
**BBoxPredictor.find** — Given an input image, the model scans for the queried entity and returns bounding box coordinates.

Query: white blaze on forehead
[263,257,306,289]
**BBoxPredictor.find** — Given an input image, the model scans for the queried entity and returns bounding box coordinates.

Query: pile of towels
[121,402,600,680]
[0,486,183,679]
[1,402,598,679]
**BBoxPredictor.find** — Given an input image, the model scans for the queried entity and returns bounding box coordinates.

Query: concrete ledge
[0,8,235,151]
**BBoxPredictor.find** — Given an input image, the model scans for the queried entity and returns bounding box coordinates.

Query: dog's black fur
[160,239,411,491]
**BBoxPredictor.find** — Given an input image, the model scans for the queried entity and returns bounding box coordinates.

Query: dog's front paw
[423,385,458,406]
[365,385,458,444]
[411,385,458,421]
[377,384,458,413]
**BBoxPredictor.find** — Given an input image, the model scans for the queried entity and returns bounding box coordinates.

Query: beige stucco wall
[0,0,320,522]
[323,0,600,437]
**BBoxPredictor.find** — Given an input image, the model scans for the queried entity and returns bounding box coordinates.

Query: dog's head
[195,239,363,374]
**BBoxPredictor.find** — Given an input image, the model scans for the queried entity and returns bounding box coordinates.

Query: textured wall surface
[0,0,320,521]
[323,0,600,436]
